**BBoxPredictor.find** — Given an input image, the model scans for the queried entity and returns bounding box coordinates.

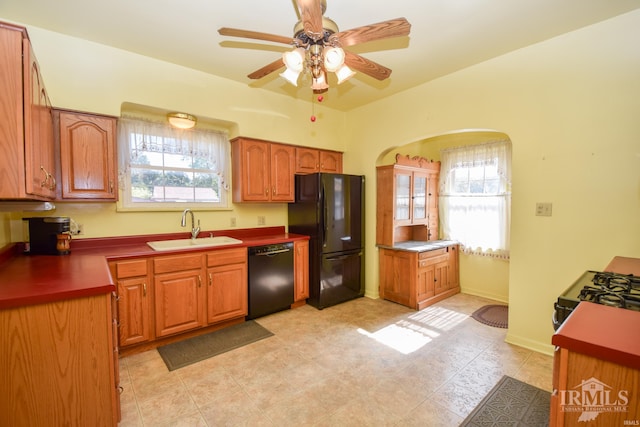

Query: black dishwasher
[247,242,294,319]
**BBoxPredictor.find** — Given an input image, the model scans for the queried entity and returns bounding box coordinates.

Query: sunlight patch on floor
[357,306,468,354]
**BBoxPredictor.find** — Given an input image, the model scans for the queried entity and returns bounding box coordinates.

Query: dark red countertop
[552,256,640,370]
[552,302,640,369]
[0,226,308,310]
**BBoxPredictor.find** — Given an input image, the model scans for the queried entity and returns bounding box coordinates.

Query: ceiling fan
[218,0,411,93]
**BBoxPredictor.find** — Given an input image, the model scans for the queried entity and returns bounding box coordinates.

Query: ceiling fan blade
[296,0,324,40]
[344,51,392,81]
[218,27,294,45]
[335,18,411,47]
[247,58,285,80]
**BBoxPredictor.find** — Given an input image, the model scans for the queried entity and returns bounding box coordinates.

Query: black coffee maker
[24,217,71,255]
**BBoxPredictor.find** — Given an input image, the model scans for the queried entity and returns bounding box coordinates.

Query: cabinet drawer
[418,253,449,267]
[154,254,202,274]
[418,248,447,259]
[115,259,147,278]
[206,247,247,267]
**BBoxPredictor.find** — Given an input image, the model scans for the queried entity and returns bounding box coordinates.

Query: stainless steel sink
[147,236,243,251]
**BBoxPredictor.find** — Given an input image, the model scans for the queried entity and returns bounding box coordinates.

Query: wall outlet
[230,217,237,227]
[535,202,552,217]
[71,223,84,235]
[257,216,266,226]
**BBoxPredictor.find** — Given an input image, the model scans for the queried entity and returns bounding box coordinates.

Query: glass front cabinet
[376,155,441,246]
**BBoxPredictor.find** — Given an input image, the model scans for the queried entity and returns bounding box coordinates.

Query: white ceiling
[1,0,638,111]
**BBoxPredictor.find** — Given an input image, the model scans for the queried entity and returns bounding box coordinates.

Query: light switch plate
[536,202,552,216]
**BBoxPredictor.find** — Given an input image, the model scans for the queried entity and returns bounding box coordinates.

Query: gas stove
[553,270,640,330]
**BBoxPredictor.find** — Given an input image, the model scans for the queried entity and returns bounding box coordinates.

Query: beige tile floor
[118,294,553,426]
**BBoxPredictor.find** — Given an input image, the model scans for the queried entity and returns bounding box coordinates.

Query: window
[117,117,230,210]
[439,140,512,259]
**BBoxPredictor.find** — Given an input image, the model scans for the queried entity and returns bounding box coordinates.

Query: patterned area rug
[157,321,273,371]
[460,376,550,426]
[471,304,509,328]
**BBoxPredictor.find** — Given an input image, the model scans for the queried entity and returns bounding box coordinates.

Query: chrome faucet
[181,208,200,240]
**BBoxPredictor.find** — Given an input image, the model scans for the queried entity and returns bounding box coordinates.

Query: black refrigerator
[288,173,364,309]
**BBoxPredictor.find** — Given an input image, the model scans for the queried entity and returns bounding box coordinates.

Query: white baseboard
[505,332,555,356]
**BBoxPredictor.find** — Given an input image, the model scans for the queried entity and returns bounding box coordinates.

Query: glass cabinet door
[395,173,411,221]
[412,173,427,222]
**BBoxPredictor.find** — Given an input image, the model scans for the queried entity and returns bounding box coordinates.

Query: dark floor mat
[471,304,508,328]
[157,321,273,371]
[460,375,550,426]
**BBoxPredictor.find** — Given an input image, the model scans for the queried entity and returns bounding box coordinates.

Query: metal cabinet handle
[265,187,269,196]
[109,180,114,194]
[143,283,146,296]
[197,276,202,287]
[208,273,212,286]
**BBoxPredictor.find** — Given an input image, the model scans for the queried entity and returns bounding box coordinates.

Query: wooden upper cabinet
[231,137,295,202]
[57,111,117,200]
[376,155,441,246]
[295,147,343,174]
[0,23,56,200]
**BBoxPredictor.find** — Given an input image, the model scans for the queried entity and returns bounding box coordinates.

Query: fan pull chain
[310,94,324,122]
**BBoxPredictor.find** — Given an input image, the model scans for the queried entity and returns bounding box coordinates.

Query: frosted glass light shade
[335,64,356,84]
[323,47,345,72]
[282,48,305,72]
[280,68,302,86]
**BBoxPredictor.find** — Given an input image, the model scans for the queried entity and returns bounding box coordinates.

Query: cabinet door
[417,261,436,303]
[412,171,428,224]
[154,254,205,337]
[319,151,342,173]
[394,171,412,224]
[59,112,117,199]
[294,240,309,302]
[426,171,439,238]
[433,257,450,294]
[23,40,56,199]
[117,276,152,347]
[295,148,319,174]
[236,139,270,201]
[379,249,414,307]
[270,143,295,201]
[207,262,248,324]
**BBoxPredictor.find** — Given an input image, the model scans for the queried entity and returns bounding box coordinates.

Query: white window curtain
[117,116,230,192]
[439,140,512,259]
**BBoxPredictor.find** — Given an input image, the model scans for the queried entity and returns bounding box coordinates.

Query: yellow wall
[1,10,639,356]
[346,10,640,353]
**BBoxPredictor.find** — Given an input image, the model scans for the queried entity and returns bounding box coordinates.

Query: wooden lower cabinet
[0,293,120,426]
[294,240,310,302]
[379,244,460,310]
[113,247,253,350]
[110,259,152,347]
[206,248,248,324]
[551,346,640,426]
[154,253,206,337]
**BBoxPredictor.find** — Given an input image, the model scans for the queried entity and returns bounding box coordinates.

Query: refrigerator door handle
[321,184,327,248]
[325,252,362,261]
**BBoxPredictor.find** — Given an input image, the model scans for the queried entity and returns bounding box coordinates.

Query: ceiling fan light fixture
[167,112,197,129]
[323,47,345,72]
[280,67,302,86]
[335,64,356,84]
[311,72,329,91]
[282,47,305,72]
